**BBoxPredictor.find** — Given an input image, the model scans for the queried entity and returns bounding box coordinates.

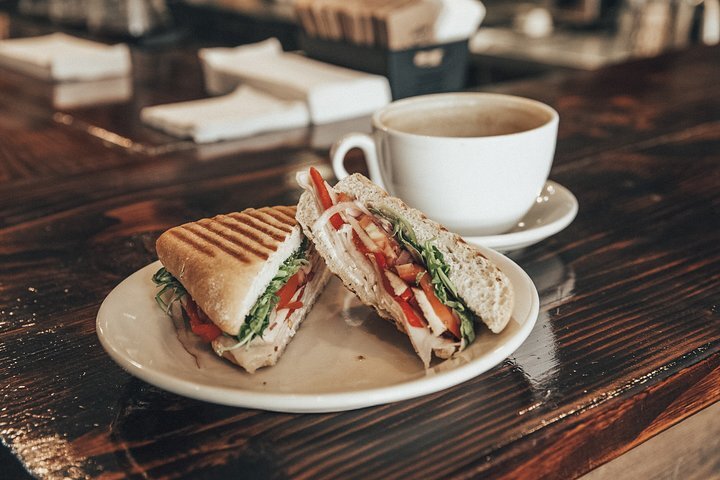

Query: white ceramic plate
[464,181,578,252]
[96,249,538,413]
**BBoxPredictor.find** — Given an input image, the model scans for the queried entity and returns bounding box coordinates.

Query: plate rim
[465,180,578,251]
[97,249,539,413]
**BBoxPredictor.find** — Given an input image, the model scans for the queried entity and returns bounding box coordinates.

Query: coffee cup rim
[372,92,559,140]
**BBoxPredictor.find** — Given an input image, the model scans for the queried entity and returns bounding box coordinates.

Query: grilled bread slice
[155,206,329,372]
[157,206,302,335]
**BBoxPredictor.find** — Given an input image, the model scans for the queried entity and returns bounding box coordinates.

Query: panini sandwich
[153,205,330,373]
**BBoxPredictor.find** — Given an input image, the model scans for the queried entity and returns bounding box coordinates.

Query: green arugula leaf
[233,238,309,347]
[152,267,186,314]
[371,206,422,259]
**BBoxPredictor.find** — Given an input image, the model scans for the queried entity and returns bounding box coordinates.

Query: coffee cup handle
[331,132,385,190]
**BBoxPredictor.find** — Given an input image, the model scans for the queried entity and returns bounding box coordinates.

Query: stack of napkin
[0,33,131,82]
[142,38,391,142]
[199,38,391,124]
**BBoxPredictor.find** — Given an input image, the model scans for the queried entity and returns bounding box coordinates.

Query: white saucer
[464,181,578,252]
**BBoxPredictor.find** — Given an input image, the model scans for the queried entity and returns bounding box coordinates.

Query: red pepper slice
[276,272,302,310]
[286,286,306,317]
[372,252,395,295]
[285,300,304,310]
[309,167,344,230]
[373,251,387,269]
[397,297,425,328]
[398,287,413,302]
[371,252,426,328]
[352,230,373,256]
[394,263,461,339]
[184,297,222,342]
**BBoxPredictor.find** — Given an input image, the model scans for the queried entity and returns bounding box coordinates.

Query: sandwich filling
[152,239,317,352]
[301,168,476,366]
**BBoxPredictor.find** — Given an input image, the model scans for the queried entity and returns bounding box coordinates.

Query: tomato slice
[192,324,223,343]
[417,274,461,339]
[309,167,344,230]
[276,272,302,310]
[184,297,222,342]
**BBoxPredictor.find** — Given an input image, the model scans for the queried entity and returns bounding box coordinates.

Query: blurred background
[0,0,718,88]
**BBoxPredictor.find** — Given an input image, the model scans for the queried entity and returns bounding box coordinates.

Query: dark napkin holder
[299,33,469,99]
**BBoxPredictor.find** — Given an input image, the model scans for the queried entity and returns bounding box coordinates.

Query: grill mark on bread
[251,209,295,233]
[264,205,297,225]
[182,224,250,262]
[167,229,216,257]
[214,215,281,253]
[228,212,287,241]
[232,209,293,240]
[197,218,271,261]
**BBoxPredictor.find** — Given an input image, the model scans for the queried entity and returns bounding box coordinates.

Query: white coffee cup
[331,92,559,236]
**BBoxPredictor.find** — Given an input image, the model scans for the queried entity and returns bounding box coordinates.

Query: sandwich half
[296,168,514,367]
[153,205,330,373]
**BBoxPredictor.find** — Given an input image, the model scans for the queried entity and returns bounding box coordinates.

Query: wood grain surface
[0,16,718,479]
[582,400,720,480]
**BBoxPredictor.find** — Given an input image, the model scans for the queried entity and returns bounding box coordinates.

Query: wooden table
[0,25,718,478]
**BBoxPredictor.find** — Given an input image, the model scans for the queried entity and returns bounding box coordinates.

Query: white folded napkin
[199,38,391,124]
[140,85,310,143]
[0,33,131,82]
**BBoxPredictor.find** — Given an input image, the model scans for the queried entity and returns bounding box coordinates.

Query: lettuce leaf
[153,267,186,314]
[369,207,476,344]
